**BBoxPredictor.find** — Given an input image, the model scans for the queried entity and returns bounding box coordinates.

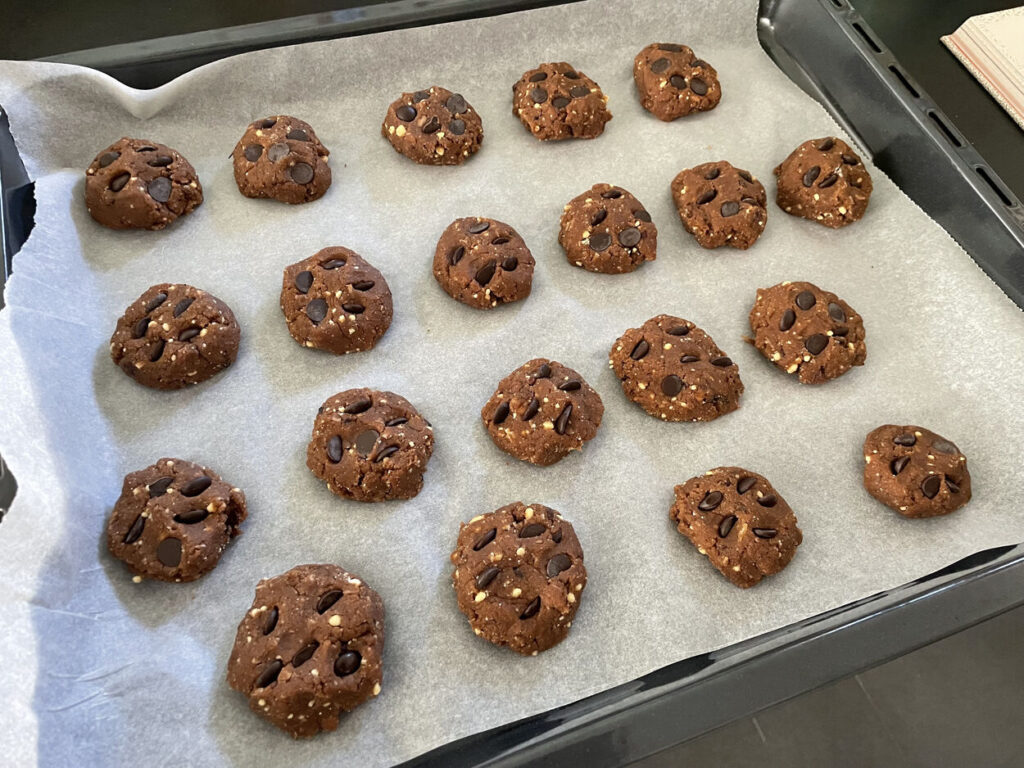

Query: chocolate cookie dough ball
[226,564,385,738]
[106,458,247,583]
[774,137,872,228]
[451,502,586,655]
[281,247,393,354]
[671,467,802,588]
[513,62,611,141]
[558,183,657,273]
[610,314,743,422]
[232,115,331,204]
[481,358,604,466]
[109,283,240,390]
[307,388,434,502]
[671,161,767,249]
[85,137,203,230]
[633,43,722,121]
[863,425,971,518]
[382,87,483,165]
[748,281,866,384]
[433,217,535,308]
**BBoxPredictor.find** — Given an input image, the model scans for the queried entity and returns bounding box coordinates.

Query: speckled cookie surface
[671,467,802,588]
[774,136,872,228]
[748,281,866,384]
[671,161,767,249]
[558,183,657,274]
[232,115,331,204]
[512,62,611,141]
[433,217,535,308]
[863,425,972,518]
[226,564,384,738]
[633,43,721,121]
[281,247,393,355]
[109,283,240,390]
[481,358,604,466]
[609,314,743,422]
[85,137,203,230]
[450,502,586,655]
[382,86,483,165]
[105,458,247,583]
[307,388,434,502]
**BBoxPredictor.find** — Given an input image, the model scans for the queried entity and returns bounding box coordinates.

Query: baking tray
[2,0,1023,765]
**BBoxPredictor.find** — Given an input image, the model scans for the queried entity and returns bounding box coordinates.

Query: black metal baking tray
[2,0,1023,765]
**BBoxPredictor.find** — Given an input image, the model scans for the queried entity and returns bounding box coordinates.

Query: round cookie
[307,388,434,502]
[105,458,247,583]
[381,87,483,165]
[633,43,722,121]
[512,62,611,141]
[85,137,203,230]
[226,564,384,738]
[450,502,586,655]
[558,183,657,274]
[232,115,331,204]
[281,247,393,355]
[774,136,872,228]
[432,217,535,309]
[481,358,604,466]
[609,314,743,422]
[748,280,866,384]
[863,425,971,518]
[671,161,767,249]
[671,467,802,588]
[109,283,240,390]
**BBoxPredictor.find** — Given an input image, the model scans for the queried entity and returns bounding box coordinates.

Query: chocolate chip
[267,143,289,163]
[449,119,466,135]
[342,303,365,314]
[601,189,623,199]
[893,433,917,446]
[492,401,510,425]
[650,57,670,73]
[292,642,318,667]
[530,87,548,103]
[753,528,778,539]
[179,327,200,342]
[795,290,817,310]
[446,94,468,114]
[828,302,846,322]
[148,477,173,497]
[519,597,541,620]
[631,339,650,360]
[157,538,182,568]
[306,298,328,324]
[421,116,442,134]
[322,257,347,269]
[670,74,687,88]
[260,118,277,129]
[635,209,652,222]
[373,445,399,463]
[662,374,684,397]
[385,417,408,427]
[946,477,961,493]
[780,309,796,331]
[529,71,548,82]
[615,227,641,248]
[718,515,737,537]
[334,650,361,677]
[564,70,580,79]
[736,476,756,494]
[547,553,572,578]
[891,456,910,476]
[286,128,309,142]
[316,590,343,614]
[694,59,710,68]
[448,246,465,266]
[132,317,149,339]
[802,166,821,187]
[476,567,499,590]
[242,144,263,163]
[136,146,156,152]
[711,356,733,367]
[558,380,581,391]
[110,173,130,192]
[842,153,859,165]
[263,607,279,635]
[921,475,941,499]
[148,177,172,202]
[290,163,314,184]
[804,334,828,355]
[170,298,194,318]
[396,105,417,122]
[180,476,212,497]
[738,170,753,182]
[705,167,721,180]
[352,280,375,291]
[123,514,145,544]
[145,292,168,312]
[818,137,835,151]
[818,173,838,188]
[552,528,563,543]
[680,354,699,363]
[149,340,166,362]
[468,221,490,234]
[327,435,343,463]
[413,90,430,102]
[590,209,608,227]
[932,440,958,454]
[502,255,519,271]
[520,523,546,538]
[690,77,708,95]
[757,494,777,507]
[98,151,119,168]
[535,363,552,378]
[552,96,570,109]
[570,85,589,98]
[522,398,540,421]
[720,201,740,217]
[254,659,283,689]
[468,261,495,287]
[473,528,497,551]
[173,508,209,525]
[589,232,612,251]
[355,429,378,456]
[667,325,690,336]
[148,155,173,167]
[698,491,723,511]
[555,403,573,435]
[698,189,718,205]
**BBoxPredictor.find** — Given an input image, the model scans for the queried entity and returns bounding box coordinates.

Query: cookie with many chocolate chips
[226,564,384,738]
[433,217,535,308]
[307,388,434,502]
[863,425,972,518]
[232,115,331,204]
[671,161,767,249]
[382,87,483,165]
[558,183,657,273]
[281,247,393,354]
[671,467,802,588]
[481,358,604,466]
[748,281,866,384]
[633,43,722,121]
[109,283,240,390]
[450,502,586,655]
[513,62,611,141]
[85,137,203,230]
[609,314,743,422]
[774,137,872,228]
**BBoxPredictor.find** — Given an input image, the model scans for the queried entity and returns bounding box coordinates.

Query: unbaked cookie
[774,137,872,228]
[307,388,434,502]
[633,43,722,121]
[450,502,586,655]
[748,280,866,384]
[481,358,604,466]
[513,62,611,141]
[671,467,802,588]
[106,458,247,583]
[863,425,971,518]
[85,137,203,230]
[671,161,767,249]
[432,217,535,308]
[609,314,743,422]
[281,247,393,354]
[558,183,657,273]
[109,283,240,390]
[382,87,483,165]
[232,115,331,204]
[226,564,384,738]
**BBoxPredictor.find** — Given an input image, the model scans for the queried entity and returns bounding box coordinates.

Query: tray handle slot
[975,166,1014,208]
[888,65,919,98]
[851,21,882,53]
[927,109,963,148]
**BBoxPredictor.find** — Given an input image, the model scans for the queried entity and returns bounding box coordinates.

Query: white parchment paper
[2,0,1024,765]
